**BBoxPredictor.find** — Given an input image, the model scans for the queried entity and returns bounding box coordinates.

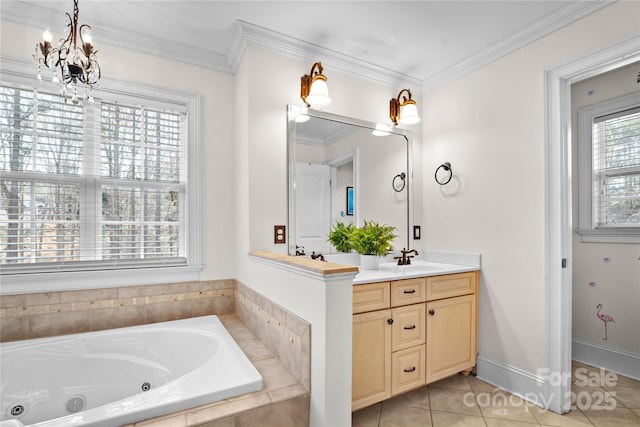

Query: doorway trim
[544,35,640,413]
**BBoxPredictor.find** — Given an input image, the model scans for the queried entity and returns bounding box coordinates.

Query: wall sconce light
[301,61,331,109]
[390,88,420,126]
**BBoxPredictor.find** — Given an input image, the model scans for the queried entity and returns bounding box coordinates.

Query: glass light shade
[305,78,331,108]
[399,102,421,125]
[372,123,392,136]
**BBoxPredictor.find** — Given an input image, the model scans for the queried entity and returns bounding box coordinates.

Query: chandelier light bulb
[42,28,53,43]
[82,29,92,45]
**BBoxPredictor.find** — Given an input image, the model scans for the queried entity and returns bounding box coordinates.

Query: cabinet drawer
[353,282,390,314]
[426,272,476,301]
[391,304,425,351]
[391,344,426,396]
[391,278,426,306]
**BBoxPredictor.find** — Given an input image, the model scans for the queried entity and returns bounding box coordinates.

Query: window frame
[578,91,640,243]
[0,58,201,294]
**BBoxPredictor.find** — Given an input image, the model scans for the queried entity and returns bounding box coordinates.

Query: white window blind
[592,107,640,227]
[0,84,187,273]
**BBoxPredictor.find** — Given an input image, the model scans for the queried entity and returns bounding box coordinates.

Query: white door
[295,162,331,254]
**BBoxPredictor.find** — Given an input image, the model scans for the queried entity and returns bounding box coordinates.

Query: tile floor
[352,362,640,427]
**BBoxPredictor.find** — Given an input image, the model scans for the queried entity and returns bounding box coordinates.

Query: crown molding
[422,1,615,92]
[2,1,614,93]
[230,20,423,94]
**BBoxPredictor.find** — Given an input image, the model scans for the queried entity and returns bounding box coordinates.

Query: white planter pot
[359,255,380,270]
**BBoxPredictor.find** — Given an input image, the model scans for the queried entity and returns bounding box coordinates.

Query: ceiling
[1,1,611,91]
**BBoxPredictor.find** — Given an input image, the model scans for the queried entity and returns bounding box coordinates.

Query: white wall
[423,0,640,393]
[571,64,640,378]
[233,46,424,425]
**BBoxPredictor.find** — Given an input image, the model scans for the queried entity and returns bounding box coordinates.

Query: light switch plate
[274,225,286,244]
[413,225,421,240]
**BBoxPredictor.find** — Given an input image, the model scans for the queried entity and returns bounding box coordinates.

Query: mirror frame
[287,105,413,256]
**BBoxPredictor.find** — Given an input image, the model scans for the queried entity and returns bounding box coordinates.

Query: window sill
[0,265,203,295]
[578,229,640,244]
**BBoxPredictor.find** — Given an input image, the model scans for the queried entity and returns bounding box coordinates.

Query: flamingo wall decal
[596,304,615,340]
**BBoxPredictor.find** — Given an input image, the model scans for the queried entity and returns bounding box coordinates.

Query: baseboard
[572,339,640,380]
[476,355,549,409]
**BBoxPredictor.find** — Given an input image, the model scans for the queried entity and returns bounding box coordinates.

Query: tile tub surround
[0,279,235,342]
[235,281,312,393]
[123,315,310,427]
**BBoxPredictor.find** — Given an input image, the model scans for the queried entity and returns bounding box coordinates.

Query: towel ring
[392,172,406,192]
[435,162,452,185]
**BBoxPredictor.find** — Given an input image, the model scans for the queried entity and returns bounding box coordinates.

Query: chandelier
[33,0,100,104]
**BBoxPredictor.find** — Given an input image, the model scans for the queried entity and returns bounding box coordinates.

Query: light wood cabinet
[352,270,478,411]
[426,294,476,383]
[352,309,391,410]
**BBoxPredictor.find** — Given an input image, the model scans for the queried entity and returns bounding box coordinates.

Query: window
[578,92,640,243]
[0,64,200,292]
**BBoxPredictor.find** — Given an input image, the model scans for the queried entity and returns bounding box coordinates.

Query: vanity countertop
[354,260,479,285]
[249,250,480,283]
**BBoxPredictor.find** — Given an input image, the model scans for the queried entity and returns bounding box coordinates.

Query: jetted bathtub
[0,315,263,427]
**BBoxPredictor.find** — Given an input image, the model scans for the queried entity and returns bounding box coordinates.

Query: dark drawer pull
[403,325,416,330]
[404,367,416,373]
[403,289,416,294]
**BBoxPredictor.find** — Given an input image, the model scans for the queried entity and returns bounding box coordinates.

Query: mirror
[287,105,411,256]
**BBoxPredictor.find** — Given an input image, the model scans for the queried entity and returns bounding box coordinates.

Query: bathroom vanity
[351,263,479,411]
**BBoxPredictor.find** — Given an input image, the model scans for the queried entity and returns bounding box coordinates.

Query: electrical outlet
[274,225,286,244]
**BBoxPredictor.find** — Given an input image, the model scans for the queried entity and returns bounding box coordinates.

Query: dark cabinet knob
[387,318,394,325]
[429,309,435,316]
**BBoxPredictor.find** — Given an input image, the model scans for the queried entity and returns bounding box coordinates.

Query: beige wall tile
[276,331,301,384]
[90,305,146,331]
[28,310,90,339]
[0,315,27,342]
[145,300,193,323]
[186,393,271,426]
[300,329,311,392]
[286,311,309,337]
[193,296,234,317]
[60,288,118,303]
[233,396,310,427]
[23,292,61,307]
[0,294,26,309]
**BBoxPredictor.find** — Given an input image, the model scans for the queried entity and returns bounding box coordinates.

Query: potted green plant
[349,220,397,269]
[327,221,355,253]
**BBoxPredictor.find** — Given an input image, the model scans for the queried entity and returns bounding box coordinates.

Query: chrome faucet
[310,251,326,262]
[394,248,419,265]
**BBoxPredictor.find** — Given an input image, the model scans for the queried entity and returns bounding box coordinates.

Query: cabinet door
[426,294,476,384]
[391,303,425,352]
[352,309,392,411]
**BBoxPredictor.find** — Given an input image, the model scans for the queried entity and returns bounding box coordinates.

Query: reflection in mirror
[287,105,411,256]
